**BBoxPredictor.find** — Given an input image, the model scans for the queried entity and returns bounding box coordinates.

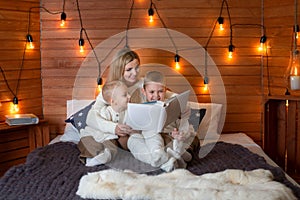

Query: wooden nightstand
[0,120,49,177]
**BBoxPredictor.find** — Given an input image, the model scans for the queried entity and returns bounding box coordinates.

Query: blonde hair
[143,71,166,88]
[102,80,125,103]
[108,48,140,82]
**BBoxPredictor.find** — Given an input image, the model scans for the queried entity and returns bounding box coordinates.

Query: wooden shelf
[0,120,49,177]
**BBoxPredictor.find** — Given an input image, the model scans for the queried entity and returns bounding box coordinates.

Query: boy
[127,71,194,170]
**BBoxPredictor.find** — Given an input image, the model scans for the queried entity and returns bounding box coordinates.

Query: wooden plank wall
[40,0,300,144]
[0,0,43,121]
[39,0,266,143]
[1,0,300,146]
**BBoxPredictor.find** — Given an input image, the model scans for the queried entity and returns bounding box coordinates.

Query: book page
[124,90,190,132]
[163,90,190,128]
[125,102,163,132]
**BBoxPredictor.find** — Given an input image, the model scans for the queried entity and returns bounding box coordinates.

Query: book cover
[5,114,39,126]
[125,90,190,132]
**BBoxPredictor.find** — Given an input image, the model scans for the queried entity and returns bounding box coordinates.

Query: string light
[79,38,85,53]
[217,17,224,31]
[2,6,64,115]
[26,34,34,49]
[10,96,19,114]
[60,12,66,27]
[258,35,267,51]
[203,76,209,91]
[228,44,234,59]
[148,2,154,23]
[174,54,180,70]
[96,76,103,97]
[2,0,275,115]
[60,0,66,27]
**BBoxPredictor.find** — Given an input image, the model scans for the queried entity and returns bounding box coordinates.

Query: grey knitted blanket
[0,141,299,200]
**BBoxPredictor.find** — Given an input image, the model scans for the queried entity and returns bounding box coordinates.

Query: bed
[0,100,300,199]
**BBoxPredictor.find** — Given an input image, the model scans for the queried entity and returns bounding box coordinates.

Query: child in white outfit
[127,71,193,171]
[78,80,131,166]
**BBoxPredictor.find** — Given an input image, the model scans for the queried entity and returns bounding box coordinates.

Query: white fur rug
[76,168,296,200]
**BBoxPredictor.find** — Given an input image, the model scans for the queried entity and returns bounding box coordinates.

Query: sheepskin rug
[76,168,296,200]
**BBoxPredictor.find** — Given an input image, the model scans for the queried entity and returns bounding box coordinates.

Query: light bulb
[174,54,180,70]
[10,97,19,114]
[148,7,154,23]
[26,34,34,49]
[258,43,264,51]
[79,38,84,53]
[258,35,267,52]
[149,15,153,23]
[228,44,234,59]
[60,12,66,27]
[203,77,209,91]
[217,17,224,31]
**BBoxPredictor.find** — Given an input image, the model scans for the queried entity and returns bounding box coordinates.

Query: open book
[125,90,190,132]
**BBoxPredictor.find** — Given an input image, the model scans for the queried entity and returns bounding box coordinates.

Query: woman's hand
[115,124,133,136]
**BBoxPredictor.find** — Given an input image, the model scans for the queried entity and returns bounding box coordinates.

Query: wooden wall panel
[5,0,291,145]
[38,0,262,143]
[0,0,42,122]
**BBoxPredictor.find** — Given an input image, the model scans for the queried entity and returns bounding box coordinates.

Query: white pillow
[187,102,223,139]
[60,123,80,144]
[60,100,94,143]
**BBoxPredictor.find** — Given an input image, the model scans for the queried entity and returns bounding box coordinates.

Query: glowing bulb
[228,44,234,59]
[26,34,34,49]
[28,42,34,49]
[149,15,153,23]
[79,38,84,53]
[203,77,209,92]
[258,35,267,52]
[286,99,289,107]
[60,12,66,27]
[174,54,180,70]
[217,17,224,31]
[80,46,84,53]
[148,7,154,23]
[228,51,233,59]
[10,97,19,114]
[60,20,65,27]
[175,62,180,70]
[258,43,264,51]
[219,24,224,31]
[203,84,208,92]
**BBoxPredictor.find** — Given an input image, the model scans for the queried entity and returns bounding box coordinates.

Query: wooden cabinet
[0,120,49,177]
[264,96,300,183]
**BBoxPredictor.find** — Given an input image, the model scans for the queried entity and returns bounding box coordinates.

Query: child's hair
[102,80,125,103]
[143,71,166,88]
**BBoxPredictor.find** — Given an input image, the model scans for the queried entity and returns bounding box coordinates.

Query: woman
[107,48,143,103]
[86,48,142,150]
